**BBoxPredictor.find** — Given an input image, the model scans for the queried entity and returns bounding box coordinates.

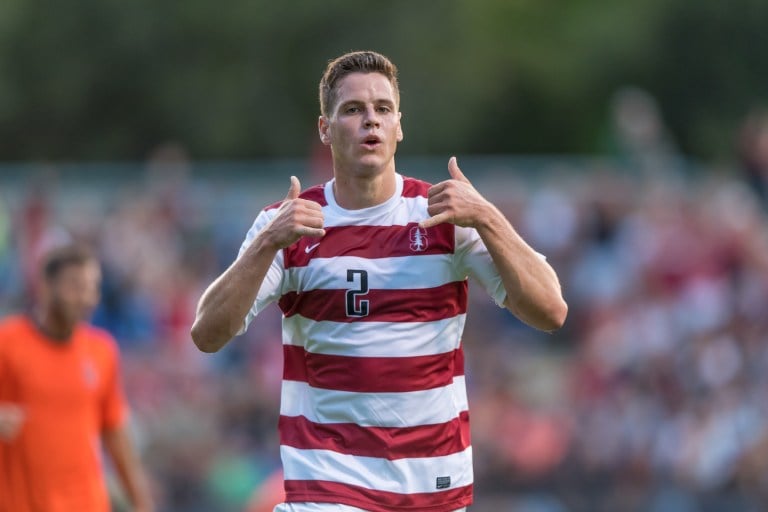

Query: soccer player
[0,244,153,512]
[191,50,567,512]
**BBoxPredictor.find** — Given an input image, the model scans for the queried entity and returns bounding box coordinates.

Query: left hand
[0,403,25,441]
[420,156,490,229]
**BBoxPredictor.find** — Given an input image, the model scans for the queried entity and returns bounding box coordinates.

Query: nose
[363,106,380,128]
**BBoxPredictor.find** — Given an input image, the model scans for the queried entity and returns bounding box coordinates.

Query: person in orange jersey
[0,244,153,512]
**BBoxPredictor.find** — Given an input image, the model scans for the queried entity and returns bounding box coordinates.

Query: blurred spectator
[0,244,153,512]
[737,107,768,208]
[607,86,684,179]
[3,150,768,510]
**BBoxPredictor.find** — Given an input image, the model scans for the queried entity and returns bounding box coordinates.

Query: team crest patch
[409,226,428,252]
[82,359,98,388]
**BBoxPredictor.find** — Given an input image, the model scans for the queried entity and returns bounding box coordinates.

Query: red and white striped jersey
[238,173,506,512]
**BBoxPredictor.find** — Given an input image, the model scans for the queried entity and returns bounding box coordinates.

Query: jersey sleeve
[454,225,507,308]
[237,209,285,334]
[454,225,549,309]
[99,335,129,431]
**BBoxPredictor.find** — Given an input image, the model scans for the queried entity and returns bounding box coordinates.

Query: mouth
[361,135,382,149]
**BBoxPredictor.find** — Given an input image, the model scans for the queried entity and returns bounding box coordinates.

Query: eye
[377,106,392,113]
[344,106,361,114]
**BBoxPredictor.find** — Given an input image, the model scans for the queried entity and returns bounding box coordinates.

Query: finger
[286,175,301,200]
[419,212,452,229]
[298,212,325,229]
[427,182,448,198]
[448,156,469,183]
[297,226,326,238]
[297,199,325,212]
[426,201,446,218]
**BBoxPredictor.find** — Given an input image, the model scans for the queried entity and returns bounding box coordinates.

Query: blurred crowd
[3,106,768,511]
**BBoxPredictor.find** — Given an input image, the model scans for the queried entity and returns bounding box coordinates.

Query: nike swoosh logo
[305,242,321,254]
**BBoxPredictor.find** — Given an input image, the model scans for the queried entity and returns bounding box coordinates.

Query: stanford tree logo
[409,226,428,252]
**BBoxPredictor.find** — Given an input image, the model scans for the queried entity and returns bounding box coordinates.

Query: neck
[34,308,75,343]
[332,166,397,210]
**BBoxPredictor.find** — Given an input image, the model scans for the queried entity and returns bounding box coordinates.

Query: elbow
[510,295,568,333]
[190,321,228,353]
[194,340,221,354]
[532,279,569,332]
[541,298,568,332]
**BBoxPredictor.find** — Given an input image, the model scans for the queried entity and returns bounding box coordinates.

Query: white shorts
[274,504,466,512]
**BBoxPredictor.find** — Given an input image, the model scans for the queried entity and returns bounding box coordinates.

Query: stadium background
[2,1,768,511]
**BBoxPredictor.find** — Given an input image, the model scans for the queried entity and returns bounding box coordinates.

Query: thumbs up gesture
[285,175,301,201]
[420,157,490,229]
[264,176,325,250]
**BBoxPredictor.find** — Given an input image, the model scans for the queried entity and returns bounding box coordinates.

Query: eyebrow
[338,98,397,110]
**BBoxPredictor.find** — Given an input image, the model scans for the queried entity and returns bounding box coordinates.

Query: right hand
[0,403,25,441]
[262,176,325,250]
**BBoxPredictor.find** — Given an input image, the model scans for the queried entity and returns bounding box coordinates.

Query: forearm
[102,426,153,512]
[191,235,279,352]
[475,204,567,332]
[421,157,567,331]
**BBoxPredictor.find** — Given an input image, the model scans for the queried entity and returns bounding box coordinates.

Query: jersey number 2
[346,269,370,317]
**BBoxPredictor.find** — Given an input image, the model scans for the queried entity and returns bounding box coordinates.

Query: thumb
[286,175,301,200]
[448,156,469,183]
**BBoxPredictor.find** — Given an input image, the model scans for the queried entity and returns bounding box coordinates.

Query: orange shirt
[0,315,128,512]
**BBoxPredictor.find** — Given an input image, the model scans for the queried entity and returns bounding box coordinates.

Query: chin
[357,154,392,171]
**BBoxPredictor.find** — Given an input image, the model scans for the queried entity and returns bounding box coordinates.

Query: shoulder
[299,184,327,205]
[400,175,433,199]
[0,315,32,340]
[0,316,37,361]
[0,314,26,331]
[79,324,120,359]
[265,183,327,211]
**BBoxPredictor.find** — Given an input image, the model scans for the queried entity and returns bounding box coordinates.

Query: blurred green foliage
[0,0,765,160]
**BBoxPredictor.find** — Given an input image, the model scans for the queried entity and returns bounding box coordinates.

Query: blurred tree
[0,0,764,161]
[644,0,768,159]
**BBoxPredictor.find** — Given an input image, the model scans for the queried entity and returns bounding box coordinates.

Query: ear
[396,111,404,142]
[318,116,331,146]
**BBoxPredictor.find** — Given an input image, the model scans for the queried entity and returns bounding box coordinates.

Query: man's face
[46,261,101,327]
[319,72,403,175]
